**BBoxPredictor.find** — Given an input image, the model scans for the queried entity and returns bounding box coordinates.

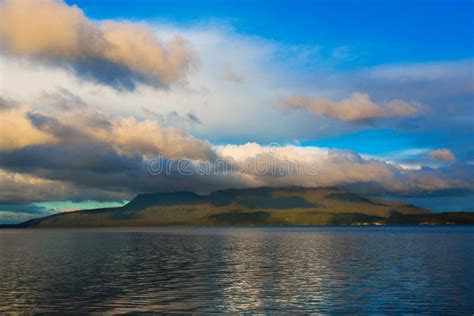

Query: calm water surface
[1,226,473,313]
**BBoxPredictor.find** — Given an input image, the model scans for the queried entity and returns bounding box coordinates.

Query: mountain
[7,187,474,228]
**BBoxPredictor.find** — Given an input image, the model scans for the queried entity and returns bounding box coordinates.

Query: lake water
[1,226,473,313]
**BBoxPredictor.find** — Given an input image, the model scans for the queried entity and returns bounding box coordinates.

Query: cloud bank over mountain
[0,0,472,222]
[0,99,472,207]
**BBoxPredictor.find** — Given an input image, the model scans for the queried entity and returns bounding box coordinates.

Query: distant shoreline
[2,212,473,229]
[3,187,473,228]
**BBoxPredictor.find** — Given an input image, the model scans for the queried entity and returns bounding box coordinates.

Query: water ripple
[0,226,473,313]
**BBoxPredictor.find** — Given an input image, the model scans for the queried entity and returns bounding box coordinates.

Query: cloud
[143,108,201,127]
[0,100,214,160]
[0,169,75,204]
[99,116,213,159]
[0,168,129,204]
[367,59,474,84]
[0,97,471,205]
[0,202,54,224]
[2,141,470,207]
[0,99,57,151]
[215,143,469,194]
[429,149,456,162]
[0,111,472,207]
[0,0,195,91]
[282,92,418,123]
[40,88,87,110]
[0,96,18,111]
[0,211,44,224]
[0,23,411,143]
[221,68,244,84]
[350,60,474,131]
[0,203,48,214]
[1,19,472,145]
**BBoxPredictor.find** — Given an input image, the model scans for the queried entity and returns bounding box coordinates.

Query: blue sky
[65,0,473,157]
[69,0,473,64]
[0,0,473,222]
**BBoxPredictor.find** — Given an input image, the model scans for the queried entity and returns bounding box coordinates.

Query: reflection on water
[0,226,473,313]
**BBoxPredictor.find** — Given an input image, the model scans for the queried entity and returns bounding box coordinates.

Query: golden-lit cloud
[0,0,195,90]
[0,99,214,160]
[0,168,130,204]
[283,92,418,123]
[0,169,70,203]
[94,116,214,159]
[428,149,456,162]
[0,97,469,202]
[0,99,471,204]
[0,99,57,151]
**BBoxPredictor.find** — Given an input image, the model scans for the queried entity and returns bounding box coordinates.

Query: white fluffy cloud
[215,143,463,194]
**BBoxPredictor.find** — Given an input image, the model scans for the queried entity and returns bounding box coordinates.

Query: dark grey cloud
[0,97,18,111]
[0,203,48,214]
[68,58,145,91]
[186,112,201,124]
[0,143,141,174]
